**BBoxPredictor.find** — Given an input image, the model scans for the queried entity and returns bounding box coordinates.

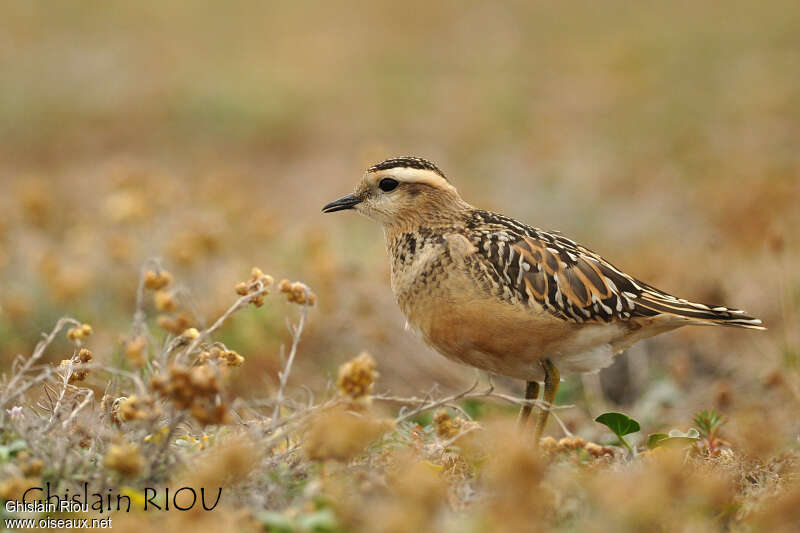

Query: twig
[379,383,573,424]
[394,378,481,423]
[439,424,482,448]
[2,367,57,408]
[177,281,272,364]
[90,364,149,395]
[132,258,162,336]
[270,291,310,430]
[60,389,94,429]
[47,356,80,429]
[1,317,81,412]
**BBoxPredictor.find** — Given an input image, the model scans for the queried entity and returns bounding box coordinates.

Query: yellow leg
[517,380,540,429]
[534,359,560,443]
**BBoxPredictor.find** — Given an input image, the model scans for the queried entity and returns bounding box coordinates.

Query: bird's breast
[386,229,630,379]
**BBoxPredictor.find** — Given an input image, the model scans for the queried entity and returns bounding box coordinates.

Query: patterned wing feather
[466,210,763,328]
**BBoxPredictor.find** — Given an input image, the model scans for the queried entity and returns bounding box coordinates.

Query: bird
[322,156,764,441]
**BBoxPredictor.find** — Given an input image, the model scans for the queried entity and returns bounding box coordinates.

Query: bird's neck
[382,199,472,239]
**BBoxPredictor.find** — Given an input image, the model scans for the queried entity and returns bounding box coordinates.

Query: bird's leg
[533,359,560,443]
[517,380,540,429]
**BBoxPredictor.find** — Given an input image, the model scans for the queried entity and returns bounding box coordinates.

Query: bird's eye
[379,178,399,192]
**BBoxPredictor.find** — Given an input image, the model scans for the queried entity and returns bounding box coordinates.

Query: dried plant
[0,262,797,533]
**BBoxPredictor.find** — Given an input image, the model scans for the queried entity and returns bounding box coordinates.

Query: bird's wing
[465,210,763,328]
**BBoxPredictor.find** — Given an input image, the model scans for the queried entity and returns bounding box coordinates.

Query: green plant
[693,410,726,453]
[646,428,701,450]
[595,412,640,454]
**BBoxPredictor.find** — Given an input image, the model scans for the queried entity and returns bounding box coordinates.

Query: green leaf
[296,509,339,532]
[256,511,295,533]
[647,428,701,449]
[671,428,700,439]
[0,439,28,461]
[595,412,641,438]
[646,433,670,449]
[692,410,726,438]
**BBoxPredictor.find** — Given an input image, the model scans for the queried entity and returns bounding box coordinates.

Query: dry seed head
[249,267,273,287]
[189,365,219,394]
[69,370,89,383]
[304,405,394,461]
[150,364,228,425]
[183,434,258,489]
[157,313,191,334]
[77,348,93,363]
[235,267,274,304]
[291,283,305,301]
[539,436,559,454]
[118,395,158,422]
[584,441,615,458]
[199,347,245,367]
[337,352,378,400]
[70,348,93,382]
[66,323,93,340]
[104,442,144,478]
[181,327,200,341]
[390,460,448,513]
[558,436,585,451]
[433,409,465,440]
[60,358,90,383]
[124,336,147,367]
[21,458,44,477]
[484,423,552,529]
[278,279,316,305]
[190,403,231,425]
[154,290,177,311]
[220,349,245,367]
[144,269,173,290]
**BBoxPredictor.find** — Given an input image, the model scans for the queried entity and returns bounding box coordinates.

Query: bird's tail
[635,287,765,330]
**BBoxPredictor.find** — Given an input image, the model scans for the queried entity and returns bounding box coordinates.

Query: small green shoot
[693,410,726,453]
[646,428,700,450]
[595,412,640,454]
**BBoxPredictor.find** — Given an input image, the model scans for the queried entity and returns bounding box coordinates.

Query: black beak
[322,194,361,213]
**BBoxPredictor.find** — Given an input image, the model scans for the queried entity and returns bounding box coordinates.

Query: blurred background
[0,1,797,438]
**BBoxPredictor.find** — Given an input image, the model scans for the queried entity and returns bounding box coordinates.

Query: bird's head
[322,157,468,229]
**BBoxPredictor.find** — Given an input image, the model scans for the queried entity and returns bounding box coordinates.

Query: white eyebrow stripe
[373,167,458,194]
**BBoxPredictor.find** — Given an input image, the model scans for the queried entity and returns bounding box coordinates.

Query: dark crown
[367,156,447,180]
